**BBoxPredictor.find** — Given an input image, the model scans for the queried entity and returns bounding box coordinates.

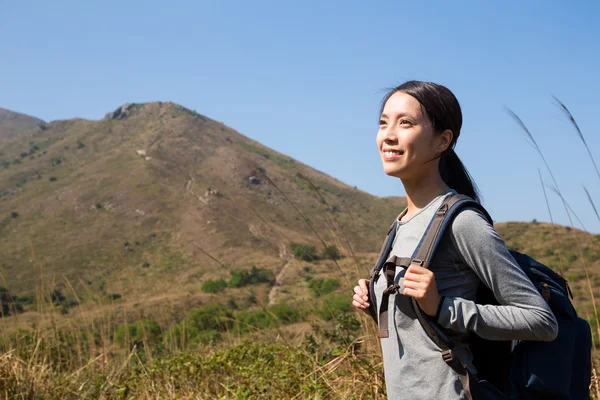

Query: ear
[437,129,453,153]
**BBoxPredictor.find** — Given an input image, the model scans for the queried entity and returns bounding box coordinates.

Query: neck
[401,172,450,218]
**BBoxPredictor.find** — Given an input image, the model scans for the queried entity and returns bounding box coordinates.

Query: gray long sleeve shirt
[372,189,558,399]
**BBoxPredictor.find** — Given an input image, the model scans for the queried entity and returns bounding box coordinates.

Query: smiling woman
[352,81,558,399]
[377,81,479,205]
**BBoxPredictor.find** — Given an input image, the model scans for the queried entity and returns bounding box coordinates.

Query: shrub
[323,313,361,348]
[49,176,57,182]
[0,287,20,317]
[166,305,233,347]
[308,278,340,297]
[318,294,352,321]
[16,294,34,306]
[246,292,257,305]
[234,309,273,333]
[202,279,227,293]
[290,243,318,261]
[51,289,66,304]
[50,288,77,313]
[10,211,18,218]
[228,270,250,288]
[188,305,233,332]
[115,318,162,348]
[269,304,302,325]
[227,298,238,310]
[228,266,274,288]
[321,245,341,260]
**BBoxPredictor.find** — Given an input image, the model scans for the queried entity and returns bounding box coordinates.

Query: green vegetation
[115,318,162,349]
[0,287,22,317]
[321,245,341,260]
[238,141,296,169]
[50,288,78,315]
[308,277,341,297]
[228,266,274,288]
[1,101,600,398]
[201,278,228,293]
[290,242,318,261]
[318,293,352,321]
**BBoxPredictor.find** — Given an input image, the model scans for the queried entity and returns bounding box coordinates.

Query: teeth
[384,151,401,157]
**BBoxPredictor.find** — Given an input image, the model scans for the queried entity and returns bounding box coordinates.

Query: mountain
[0,102,405,301]
[0,107,46,140]
[1,102,598,322]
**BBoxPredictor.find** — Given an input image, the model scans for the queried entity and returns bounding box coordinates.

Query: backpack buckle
[442,349,454,363]
[436,203,449,216]
[383,284,401,295]
[412,259,425,267]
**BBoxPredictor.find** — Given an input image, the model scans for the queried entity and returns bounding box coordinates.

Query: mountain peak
[0,107,46,140]
[0,107,44,123]
[103,102,195,121]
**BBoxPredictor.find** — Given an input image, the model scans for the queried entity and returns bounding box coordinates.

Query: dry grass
[1,99,600,398]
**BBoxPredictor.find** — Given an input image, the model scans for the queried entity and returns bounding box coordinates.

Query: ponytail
[439,148,481,203]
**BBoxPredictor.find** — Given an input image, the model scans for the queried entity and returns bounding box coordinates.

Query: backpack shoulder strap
[409,193,492,381]
[366,216,400,322]
[412,193,492,267]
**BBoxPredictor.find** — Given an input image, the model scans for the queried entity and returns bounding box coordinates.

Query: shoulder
[449,206,499,243]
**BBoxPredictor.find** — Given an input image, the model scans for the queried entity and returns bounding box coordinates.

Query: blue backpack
[368,194,592,399]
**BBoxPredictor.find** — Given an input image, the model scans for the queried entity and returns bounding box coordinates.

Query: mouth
[382,149,404,160]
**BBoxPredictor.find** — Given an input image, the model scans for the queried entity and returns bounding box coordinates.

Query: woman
[352,81,558,399]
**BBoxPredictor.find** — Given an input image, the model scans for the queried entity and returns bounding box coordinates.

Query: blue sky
[2,1,600,231]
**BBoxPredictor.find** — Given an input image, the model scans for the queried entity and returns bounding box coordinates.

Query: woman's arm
[436,208,559,341]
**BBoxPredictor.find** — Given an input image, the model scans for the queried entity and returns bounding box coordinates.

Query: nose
[383,123,398,143]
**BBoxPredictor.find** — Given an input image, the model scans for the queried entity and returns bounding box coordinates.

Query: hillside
[0,107,45,140]
[2,101,599,332]
[0,102,405,309]
[2,103,600,399]
[496,221,600,319]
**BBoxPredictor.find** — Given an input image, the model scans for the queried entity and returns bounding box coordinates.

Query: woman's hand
[352,279,371,314]
[402,264,442,317]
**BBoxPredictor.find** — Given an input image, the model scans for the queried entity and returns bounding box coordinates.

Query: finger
[352,299,364,308]
[353,292,368,305]
[407,265,431,275]
[402,280,425,291]
[402,287,424,299]
[404,271,428,284]
[402,279,416,289]
[352,296,369,308]
[358,279,369,293]
[354,286,369,301]
[353,301,370,310]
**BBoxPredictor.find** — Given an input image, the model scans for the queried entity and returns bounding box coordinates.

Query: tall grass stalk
[509,108,600,345]
[554,96,600,182]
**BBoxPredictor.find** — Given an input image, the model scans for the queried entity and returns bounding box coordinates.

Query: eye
[399,119,413,126]
[379,119,388,126]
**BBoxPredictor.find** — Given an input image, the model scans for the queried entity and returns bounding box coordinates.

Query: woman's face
[376,91,448,180]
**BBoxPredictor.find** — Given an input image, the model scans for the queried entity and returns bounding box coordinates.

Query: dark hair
[379,80,481,203]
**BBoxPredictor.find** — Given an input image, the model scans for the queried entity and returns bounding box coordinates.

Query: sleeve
[436,208,559,341]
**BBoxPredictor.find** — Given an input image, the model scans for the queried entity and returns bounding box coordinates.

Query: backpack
[367,193,593,399]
